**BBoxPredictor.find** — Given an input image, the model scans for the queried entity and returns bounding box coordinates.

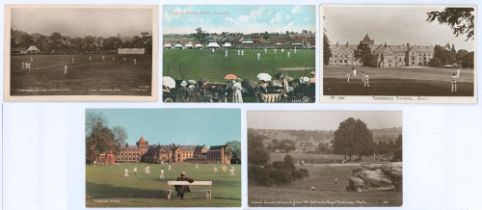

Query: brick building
[112,136,230,164]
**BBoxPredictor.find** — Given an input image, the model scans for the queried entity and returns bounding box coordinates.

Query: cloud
[284,22,294,30]
[249,7,264,18]
[270,12,283,24]
[291,5,301,15]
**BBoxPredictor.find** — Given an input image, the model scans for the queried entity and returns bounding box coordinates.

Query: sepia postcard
[248,110,402,207]
[162,5,316,103]
[4,5,158,101]
[321,5,477,103]
[86,109,241,207]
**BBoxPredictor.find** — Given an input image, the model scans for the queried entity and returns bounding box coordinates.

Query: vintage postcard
[86,109,241,207]
[321,5,476,103]
[4,5,158,101]
[248,111,402,207]
[162,5,316,103]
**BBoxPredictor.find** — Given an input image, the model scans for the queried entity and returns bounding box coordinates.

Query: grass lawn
[10,54,152,96]
[248,164,402,207]
[163,48,315,82]
[86,162,241,207]
[324,65,474,96]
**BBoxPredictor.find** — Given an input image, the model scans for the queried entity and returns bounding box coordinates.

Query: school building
[329,34,434,68]
[97,136,231,165]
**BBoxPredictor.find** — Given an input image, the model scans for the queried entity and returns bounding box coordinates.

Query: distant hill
[248,128,334,144]
[372,127,403,143]
[248,127,402,144]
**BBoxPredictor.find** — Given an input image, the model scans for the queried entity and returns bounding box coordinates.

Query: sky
[324,6,475,51]
[248,111,402,130]
[163,5,315,34]
[87,109,240,146]
[11,7,153,37]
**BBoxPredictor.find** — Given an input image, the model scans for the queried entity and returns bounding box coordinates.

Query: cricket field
[86,163,241,207]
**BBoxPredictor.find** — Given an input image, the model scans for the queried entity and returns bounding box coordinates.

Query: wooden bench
[166,181,212,200]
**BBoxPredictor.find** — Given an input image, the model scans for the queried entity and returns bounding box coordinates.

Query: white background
[2,0,482,210]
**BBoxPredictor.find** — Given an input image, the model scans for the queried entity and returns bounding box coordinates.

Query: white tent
[207,42,220,48]
[25,45,40,53]
[194,43,203,48]
[164,43,172,48]
[174,44,183,48]
[223,42,232,48]
[185,43,194,49]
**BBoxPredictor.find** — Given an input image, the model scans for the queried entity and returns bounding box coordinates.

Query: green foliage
[354,43,377,67]
[323,33,332,65]
[457,51,474,68]
[247,132,270,165]
[249,154,309,186]
[86,112,127,161]
[226,140,242,164]
[193,27,209,45]
[11,29,152,53]
[332,117,376,160]
[427,8,475,40]
[429,44,457,67]
[318,142,331,153]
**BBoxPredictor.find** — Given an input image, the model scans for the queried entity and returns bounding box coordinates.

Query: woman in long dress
[232,79,243,103]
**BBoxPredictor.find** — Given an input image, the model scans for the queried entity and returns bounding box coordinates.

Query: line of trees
[11,29,152,53]
[85,112,128,163]
[429,44,474,68]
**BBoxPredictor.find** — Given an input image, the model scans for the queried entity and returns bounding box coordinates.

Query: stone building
[328,34,434,68]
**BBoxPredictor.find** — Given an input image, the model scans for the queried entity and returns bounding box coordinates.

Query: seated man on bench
[175,171,194,199]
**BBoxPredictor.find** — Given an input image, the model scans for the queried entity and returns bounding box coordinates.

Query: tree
[323,33,332,66]
[430,44,457,67]
[193,27,209,45]
[427,8,475,40]
[460,52,474,69]
[355,43,377,67]
[248,132,270,165]
[112,126,128,149]
[318,142,331,153]
[332,117,375,160]
[226,140,241,164]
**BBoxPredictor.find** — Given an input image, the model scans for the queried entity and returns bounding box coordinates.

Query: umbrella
[256,73,272,81]
[188,79,196,84]
[224,73,238,80]
[162,76,176,89]
[299,76,310,84]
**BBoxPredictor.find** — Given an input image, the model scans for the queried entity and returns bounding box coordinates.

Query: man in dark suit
[175,171,194,199]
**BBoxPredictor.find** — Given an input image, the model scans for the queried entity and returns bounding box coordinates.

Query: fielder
[124,168,129,177]
[64,65,68,74]
[451,73,458,93]
[145,166,151,174]
[229,166,235,176]
[160,167,165,180]
[363,72,370,87]
[352,66,357,78]
[133,167,138,175]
